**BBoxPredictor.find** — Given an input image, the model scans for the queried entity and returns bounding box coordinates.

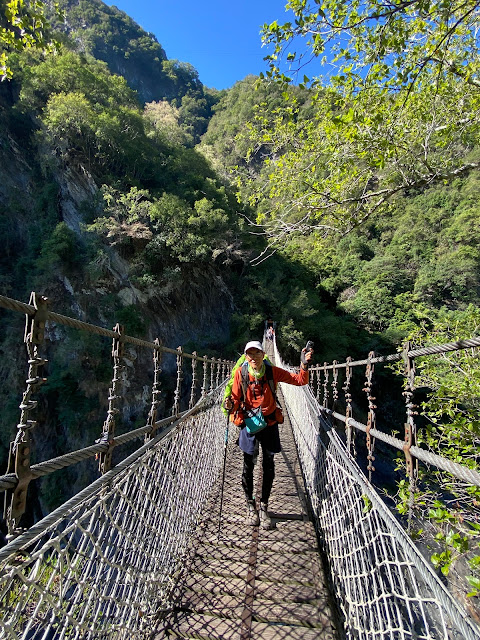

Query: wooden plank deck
[154,358,339,640]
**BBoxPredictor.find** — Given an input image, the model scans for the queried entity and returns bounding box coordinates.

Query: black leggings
[242,448,275,504]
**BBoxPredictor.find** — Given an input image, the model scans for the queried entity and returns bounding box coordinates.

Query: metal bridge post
[364,351,376,480]
[314,367,321,403]
[308,366,315,395]
[189,352,198,410]
[173,346,183,416]
[98,323,124,474]
[146,339,162,441]
[4,292,48,535]
[309,366,317,397]
[210,357,215,392]
[323,363,329,408]
[215,358,221,388]
[201,355,208,399]
[343,356,354,455]
[331,360,339,413]
[402,341,419,531]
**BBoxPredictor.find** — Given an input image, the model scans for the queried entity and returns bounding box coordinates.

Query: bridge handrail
[0,293,227,362]
[274,337,480,640]
[314,394,480,639]
[0,413,183,491]
[0,386,221,564]
[0,384,230,639]
[0,292,234,535]
[305,332,480,492]
[322,407,480,487]
[309,336,480,371]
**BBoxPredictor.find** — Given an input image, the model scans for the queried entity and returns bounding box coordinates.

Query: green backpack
[222,353,273,415]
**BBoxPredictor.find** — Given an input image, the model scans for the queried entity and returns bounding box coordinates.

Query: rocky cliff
[0,87,235,520]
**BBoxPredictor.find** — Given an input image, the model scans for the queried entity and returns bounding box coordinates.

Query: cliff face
[51,0,203,104]
[0,106,234,521]
[0,0,243,524]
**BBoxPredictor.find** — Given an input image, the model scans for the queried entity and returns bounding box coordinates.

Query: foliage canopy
[234,0,480,249]
[1,0,56,80]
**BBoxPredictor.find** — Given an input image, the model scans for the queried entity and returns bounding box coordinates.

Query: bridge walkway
[154,383,339,639]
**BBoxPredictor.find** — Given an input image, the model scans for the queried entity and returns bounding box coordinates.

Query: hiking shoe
[260,502,274,530]
[246,500,259,526]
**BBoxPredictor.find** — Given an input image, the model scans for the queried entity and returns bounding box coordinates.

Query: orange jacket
[230,364,309,417]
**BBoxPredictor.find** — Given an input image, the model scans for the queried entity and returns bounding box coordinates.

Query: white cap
[244,340,264,353]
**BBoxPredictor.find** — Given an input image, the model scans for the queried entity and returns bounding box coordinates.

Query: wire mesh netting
[0,386,227,640]
[274,341,480,640]
[2,332,480,640]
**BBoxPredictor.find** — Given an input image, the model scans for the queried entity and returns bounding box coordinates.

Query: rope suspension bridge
[0,292,479,639]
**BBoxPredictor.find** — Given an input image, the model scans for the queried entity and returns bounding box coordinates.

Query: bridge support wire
[273,340,480,640]
[0,384,228,640]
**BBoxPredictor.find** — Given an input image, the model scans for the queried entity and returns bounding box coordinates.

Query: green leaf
[467,576,480,590]
[361,494,372,513]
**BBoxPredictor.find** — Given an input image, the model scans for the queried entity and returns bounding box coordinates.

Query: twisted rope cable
[409,337,480,358]
[321,409,480,486]
[310,336,480,372]
[274,338,480,640]
[0,415,182,491]
[0,391,216,563]
[0,294,233,365]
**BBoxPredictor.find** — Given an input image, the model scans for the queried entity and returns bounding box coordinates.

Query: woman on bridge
[224,340,312,529]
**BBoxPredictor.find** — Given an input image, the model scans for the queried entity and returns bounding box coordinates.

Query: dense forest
[0,0,479,608]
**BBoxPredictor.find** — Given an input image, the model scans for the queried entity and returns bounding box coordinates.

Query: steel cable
[274,337,480,640]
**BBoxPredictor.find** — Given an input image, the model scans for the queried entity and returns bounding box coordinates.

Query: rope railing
[274,338,480,640]
[322,408,480,487]
[1,309,479,639]
[308,337,480,491]
[0,414,182,491]
[311,336,480,371]
[0,384,232,639]
[0,292,234,536]
[0,293,229,360]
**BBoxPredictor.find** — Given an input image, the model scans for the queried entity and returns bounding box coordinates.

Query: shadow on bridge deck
[153,373,339,639]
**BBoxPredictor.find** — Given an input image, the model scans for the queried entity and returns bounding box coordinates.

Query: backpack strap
[240,361,249,402]
[265,363,281,407]
[240,361,280,407]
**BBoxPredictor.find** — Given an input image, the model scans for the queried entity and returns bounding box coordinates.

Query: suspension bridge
[0,292,479,639]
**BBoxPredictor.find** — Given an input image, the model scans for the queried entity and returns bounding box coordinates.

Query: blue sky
[108,0,292,90]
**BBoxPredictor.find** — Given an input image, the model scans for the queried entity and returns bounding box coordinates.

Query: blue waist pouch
[244,406,267,434]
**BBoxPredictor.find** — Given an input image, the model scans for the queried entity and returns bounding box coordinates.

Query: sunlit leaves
[238,0,480,250]
[264,0,480,94]
[144,100,192,147]
[1,0,57,80]
[236,71,479,252]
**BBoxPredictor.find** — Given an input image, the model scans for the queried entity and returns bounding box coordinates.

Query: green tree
[36,221,83,272]
[393,307,480,594]
[19,50,172,183]
[18,49,137,112]
[237,79,479,247]
[42,90,97,159]
[144,100,192,147]
[263,0,480,93]
[41,88,157,181]
[199,75,310,181]
[0,0,56,79]
[237,0,480,247]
